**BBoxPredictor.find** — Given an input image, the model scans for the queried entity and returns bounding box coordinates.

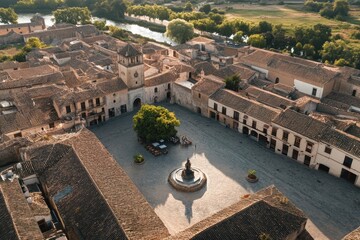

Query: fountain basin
[168,167,207,192]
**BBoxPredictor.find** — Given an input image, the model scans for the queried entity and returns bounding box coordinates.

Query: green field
[221,4,360,48]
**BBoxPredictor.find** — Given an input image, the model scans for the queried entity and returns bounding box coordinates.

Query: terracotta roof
[5,65,57,80]
[97,78,128,93]
[320,129,360,157]
[194,61,217,76]
[188,36,215,44]
[23,129,169,239]
[244,102,281,124]
[323,92,360,109]
[167,185,308,240]
[118,43,142,57]
[273,109,330,141]
[192,76,224,96]
[0,181,43,240]
[242,49,339,86]
[244,86,294,109]
[343,227,360,240]
[213,65,256,80]
[0,72,64,90]
[145,70,178,87]
[143,42,168,51]
[210,89,252,113]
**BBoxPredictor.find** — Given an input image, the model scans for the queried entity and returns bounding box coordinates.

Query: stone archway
[133,98,141,109]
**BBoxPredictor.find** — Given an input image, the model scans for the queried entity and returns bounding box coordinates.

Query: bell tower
[117,43,144,89]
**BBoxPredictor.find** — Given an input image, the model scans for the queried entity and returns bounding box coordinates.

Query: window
[283,131,289,141]
[49,122,55,129]
[243,119,247,125]
[343,156,353,168]
[66,105,71,114]
[96,98,100,106]
[89,99,94,108]
[352,89,357,96]
[214,103,218,111]
[198,93,201,98]
[222,107,227,115]
[294,136,301,148]
[233,111,239,121]
[81,112,86,119]
[324,146,332,154]
[136,56,139,62]
[168,83,171,90]
[271,127,277,137]
[113,100,116,103]
[81,102,86,111]
[312,88,317,96]
[154,87,158,93]
[306,142,313,153]
[252,121,257,129]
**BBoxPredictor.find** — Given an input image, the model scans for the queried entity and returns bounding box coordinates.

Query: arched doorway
[243,126,249,135]
[275,77,279,84]
[133,98,141,109]
[250,130,258,139]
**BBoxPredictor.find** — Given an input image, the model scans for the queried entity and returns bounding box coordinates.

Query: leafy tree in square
[133,105,180,142]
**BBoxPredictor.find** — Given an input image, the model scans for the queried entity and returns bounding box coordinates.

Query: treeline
[304,0,350,20]
[0,0,127,21]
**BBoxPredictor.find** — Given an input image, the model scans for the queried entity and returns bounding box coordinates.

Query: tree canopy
[53,7,91,25]
[165,19,194,44]
[224,74,241,91]
[0,8,18,24]
[133,105,180,143]
[247,34,266,48]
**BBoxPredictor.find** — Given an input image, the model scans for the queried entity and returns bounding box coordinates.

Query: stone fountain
[168,158,206,192]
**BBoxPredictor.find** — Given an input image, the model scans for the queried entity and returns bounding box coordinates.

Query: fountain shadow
[170,185,207,223]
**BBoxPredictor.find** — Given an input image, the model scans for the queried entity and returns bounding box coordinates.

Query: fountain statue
[181,158,194,180]
[168,157,207,192]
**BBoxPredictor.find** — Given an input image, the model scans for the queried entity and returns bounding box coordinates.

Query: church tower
[117,43,144,89]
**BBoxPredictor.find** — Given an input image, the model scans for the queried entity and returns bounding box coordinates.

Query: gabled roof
[194,61,217,76]
[210,89,252,113]
[192,76,224,97]
[22,129,170,240]
[118,43,142,57]
[320,129,360,158]
[191,200,306,240]
[273,109,329,141]
[0,181,43,240]
[244,86,294,109]
[145,70,178,87]
[166,185,308,240]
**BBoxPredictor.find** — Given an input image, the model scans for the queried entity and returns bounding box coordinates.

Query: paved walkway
[91,103,360,239]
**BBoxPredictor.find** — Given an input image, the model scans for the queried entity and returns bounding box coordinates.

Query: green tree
[133,105,180,143]
[199,4,211,14]
[191,18,216,33]
[0,0,17,8]
[166,19,194,43]
[94,0,127,20]
[0,8,18,24]
[184,2,193,12]
[333,0,350,16]
[303,43,315,58]
[294,42,303,55]
[233,31,244,43]
[224,74,241,91]
[217,20,234,38]
[23,37,46,51]
[272,24,286,49]
[247,34,266,48]
[53,7,91,25]
[93,19,108,30]
[258,21,272,33]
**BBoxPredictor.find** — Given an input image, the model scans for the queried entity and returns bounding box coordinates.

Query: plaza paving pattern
[91,103,360,240]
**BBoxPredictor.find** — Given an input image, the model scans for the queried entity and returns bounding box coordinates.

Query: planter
[134,154,145,165]
[134,159,145,165]
[246,175,259,183]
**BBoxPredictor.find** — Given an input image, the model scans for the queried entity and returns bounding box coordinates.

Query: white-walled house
[208,89,280,145]
[316,129,360,187]
[271,109,329,167]
[144,70,177,104]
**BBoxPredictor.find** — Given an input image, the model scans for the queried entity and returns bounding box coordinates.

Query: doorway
[133,98,141,109]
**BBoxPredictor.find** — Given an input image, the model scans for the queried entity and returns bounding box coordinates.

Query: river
[16,14,177,45]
